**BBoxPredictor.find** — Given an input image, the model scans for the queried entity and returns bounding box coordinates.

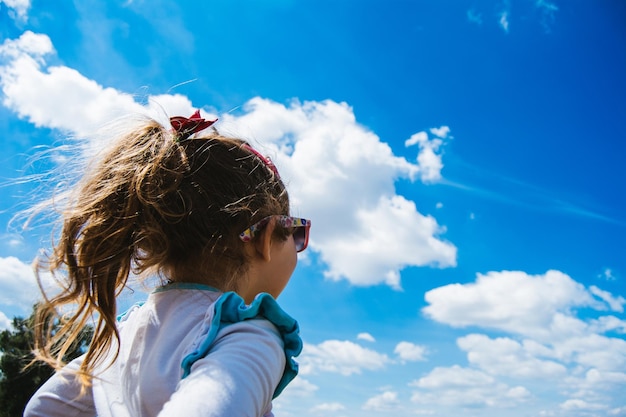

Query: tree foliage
[0,307,92,417]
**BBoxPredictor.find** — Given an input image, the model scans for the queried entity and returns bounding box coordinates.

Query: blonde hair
[32,116,289,387]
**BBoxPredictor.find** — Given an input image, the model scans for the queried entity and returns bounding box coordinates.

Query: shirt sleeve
[23,356,96,417]
[158,320,285,417]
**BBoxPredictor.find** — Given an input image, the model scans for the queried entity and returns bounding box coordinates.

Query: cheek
[290,245,298,271]
[286,237,298,272]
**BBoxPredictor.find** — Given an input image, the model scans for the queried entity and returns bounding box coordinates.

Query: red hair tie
[170,110,217,141]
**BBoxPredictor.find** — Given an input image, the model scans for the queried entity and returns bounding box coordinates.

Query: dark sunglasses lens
[293,227,306,251]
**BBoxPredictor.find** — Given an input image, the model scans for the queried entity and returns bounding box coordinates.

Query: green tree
[0,307,92,417]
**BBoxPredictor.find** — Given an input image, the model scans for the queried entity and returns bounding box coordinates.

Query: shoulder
[183,292,303,398]
[216,292,299,339]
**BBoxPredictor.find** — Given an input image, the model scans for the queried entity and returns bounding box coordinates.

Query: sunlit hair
[31,115,290,388]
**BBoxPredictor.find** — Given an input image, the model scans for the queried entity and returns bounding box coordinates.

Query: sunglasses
[239,215,311,252]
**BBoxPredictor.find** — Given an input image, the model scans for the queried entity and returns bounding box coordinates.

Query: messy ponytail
[33,116,289,387]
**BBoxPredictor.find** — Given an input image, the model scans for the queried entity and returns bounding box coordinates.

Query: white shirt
[24,284,301,417]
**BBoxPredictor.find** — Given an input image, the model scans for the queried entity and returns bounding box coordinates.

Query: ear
[254,219,275,262]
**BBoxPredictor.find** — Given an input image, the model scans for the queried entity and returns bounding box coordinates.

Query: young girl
[24,110,310,417]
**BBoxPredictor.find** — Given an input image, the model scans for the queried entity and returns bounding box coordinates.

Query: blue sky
[1,0,625,416]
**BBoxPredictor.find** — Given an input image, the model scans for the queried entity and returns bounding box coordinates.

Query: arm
[23,356,96,417]
[158,320,285,417]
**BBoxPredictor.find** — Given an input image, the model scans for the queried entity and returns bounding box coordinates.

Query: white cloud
[422,270,597,340]
[362,391,400,411]
[590,285,625,312]
[404,130,445,183]
[412,365,495,389]
[394,341,427,362]
[0,30,50,59]
[357,332,375,342]
[499,12,510,33]
[0,233,25,250]
[299,340,390,376]
[421,270,626,410]
[599,268,616,281]
[0,310,12,330]
[404,131,427,147]
[560,398,606,412]
[554,333,626,371]
[0,256,51,310]
[497,0,511,34]
[506,386,531,400]
[457,334,567,379]
[280,376,318,397]
[429,126,450,139]
[0,0,30,21]
[590,315,626,334]
[0,32,136,135]
[584,368,626,385]
[561,368,626,410]
[410,365,530,407]
[422,270,626,371]
[0,32,457,290]
[0,32,197,138]
[272,376,319,416]
[317,195,455,289]
[413,410,436,416]
[310,402,345,412]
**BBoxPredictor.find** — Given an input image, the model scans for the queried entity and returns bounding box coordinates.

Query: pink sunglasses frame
[239,215,311,252]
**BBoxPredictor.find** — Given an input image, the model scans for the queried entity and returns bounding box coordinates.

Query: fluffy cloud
[298,340,390,376]
[394,341,427,362]
[0,310,12,331]
[410,365,530,407]
[422,270,626,411]
[560,399,606,412]
[279,376,318,398]
[0,256,47,308]
[412,365,495,389]
[0,32,142,136]
[422,270,599,339]
[422,271,626,374]
[499,11,510,33]
[457,334,567,379]
[362,391,400,411]
[590,315,626,334]
[0,32,457,289]
[404,129,446,183]
[590,285,626,312]
[357,332,375,342]
[317,195,455,289]
[310,402,345,412]
[0,256,58,326]
[599,268,616,281]
[0,0,30,20]
[0,32,198,139]
[554,333,626,371]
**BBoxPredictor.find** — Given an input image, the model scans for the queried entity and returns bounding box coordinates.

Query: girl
[24,110,310,417]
